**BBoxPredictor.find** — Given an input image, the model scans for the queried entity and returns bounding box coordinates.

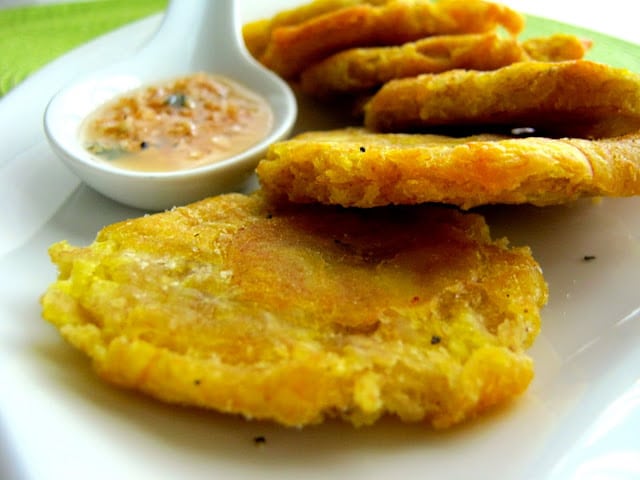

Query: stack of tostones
[243,0,590,99]
[249,0,640,209]
[42,193,547,428]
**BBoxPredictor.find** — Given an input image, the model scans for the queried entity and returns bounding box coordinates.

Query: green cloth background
[0,0,168,96]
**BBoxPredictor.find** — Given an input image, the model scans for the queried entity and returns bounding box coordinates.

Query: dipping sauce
[81,73,273,172]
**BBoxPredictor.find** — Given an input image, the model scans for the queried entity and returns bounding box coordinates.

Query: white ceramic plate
[1,2,640,479]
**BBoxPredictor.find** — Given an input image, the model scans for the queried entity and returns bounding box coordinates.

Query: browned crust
[242,0,383,58]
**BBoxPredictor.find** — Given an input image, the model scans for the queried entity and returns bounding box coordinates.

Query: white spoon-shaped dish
[44,0,297,211]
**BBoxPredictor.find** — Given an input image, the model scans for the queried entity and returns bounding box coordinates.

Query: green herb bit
[166,93,188,108]
[86,143,128,160]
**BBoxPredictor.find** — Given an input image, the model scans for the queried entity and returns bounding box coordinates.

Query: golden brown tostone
[299,33,589,98]
[364,60,640,138]
[245,0,524,79]
[257,127,640,209]
[41,192,547,428]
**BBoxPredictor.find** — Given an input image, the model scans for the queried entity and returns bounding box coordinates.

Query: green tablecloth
[0,0,168,96]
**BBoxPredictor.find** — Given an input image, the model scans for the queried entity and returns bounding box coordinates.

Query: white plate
[1,2,640,479]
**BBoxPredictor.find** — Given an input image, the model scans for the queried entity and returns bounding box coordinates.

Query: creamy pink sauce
[81,73,273,172]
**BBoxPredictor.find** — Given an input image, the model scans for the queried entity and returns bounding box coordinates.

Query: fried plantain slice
[257,127,640,209]
[252,0,524,79]
[364,60,640,138]
[299,32,589,98]
[243,0,388,59]
[41,192,547,428]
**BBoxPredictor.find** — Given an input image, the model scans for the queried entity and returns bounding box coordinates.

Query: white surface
[43,0,296,211]
[1,1,640,479]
